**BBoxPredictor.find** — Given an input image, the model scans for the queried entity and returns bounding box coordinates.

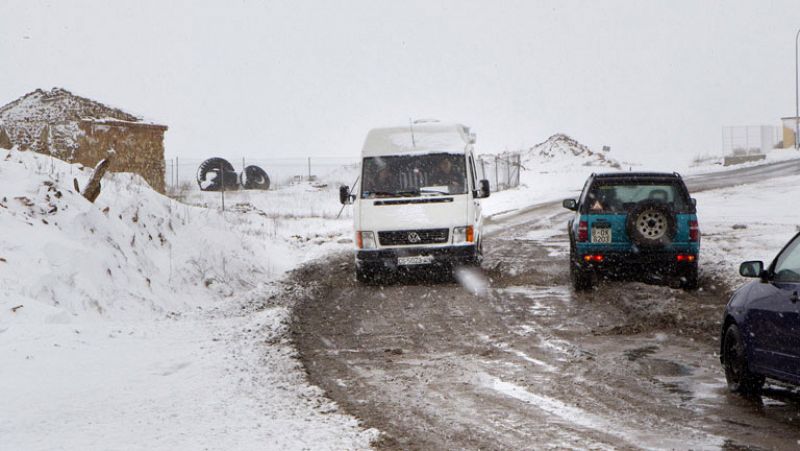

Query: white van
[339,122,490,282]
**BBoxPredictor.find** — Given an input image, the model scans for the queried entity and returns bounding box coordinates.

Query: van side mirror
[739,261,764,278]
[562,199,578,211]
[479,179,490,198]
[691,198,697,207]
[339,185,353,205]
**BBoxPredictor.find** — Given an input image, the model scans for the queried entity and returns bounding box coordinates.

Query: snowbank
[0,148,374,450]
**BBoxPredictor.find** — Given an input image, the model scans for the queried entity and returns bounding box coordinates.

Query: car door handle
[792,291,799,303]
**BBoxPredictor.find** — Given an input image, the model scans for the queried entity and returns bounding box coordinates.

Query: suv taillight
[689,220,699,242]
[578,221,588,242]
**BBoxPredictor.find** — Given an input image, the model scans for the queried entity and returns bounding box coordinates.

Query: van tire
[356,265,373,284]
[473,240,484,266]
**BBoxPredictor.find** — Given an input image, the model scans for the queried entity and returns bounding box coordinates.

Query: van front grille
[378,228,449,246]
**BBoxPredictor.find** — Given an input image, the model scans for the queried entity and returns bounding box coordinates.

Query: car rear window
[584,181,690,213]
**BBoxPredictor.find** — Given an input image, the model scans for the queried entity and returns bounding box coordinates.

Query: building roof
[0,88,166,158]
[0,87,162,126]
[361,122,474,157]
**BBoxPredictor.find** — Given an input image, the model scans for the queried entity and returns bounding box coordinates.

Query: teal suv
[562,172,700,291]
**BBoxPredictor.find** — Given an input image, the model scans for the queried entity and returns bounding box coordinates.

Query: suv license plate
[398,255,434,266]
[591,228,612,243]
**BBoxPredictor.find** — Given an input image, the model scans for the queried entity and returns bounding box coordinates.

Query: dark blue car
[721,232,800,393]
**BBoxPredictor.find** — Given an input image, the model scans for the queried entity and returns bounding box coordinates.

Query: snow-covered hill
[0,148,375,450]
[523,133,621,169]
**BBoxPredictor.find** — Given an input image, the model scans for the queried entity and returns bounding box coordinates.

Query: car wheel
[570,242,592,291]
[723,323,765,394]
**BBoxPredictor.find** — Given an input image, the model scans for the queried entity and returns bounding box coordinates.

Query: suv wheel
[570,241,592,291]
[723,323,765,394]
[679,263,699,290]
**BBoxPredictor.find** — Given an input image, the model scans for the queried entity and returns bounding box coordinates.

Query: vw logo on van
[407,232,422,243]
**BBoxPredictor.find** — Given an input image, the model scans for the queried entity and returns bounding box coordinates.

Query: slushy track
[292,159,800,450]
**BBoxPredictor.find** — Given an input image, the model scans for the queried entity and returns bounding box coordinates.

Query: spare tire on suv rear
[625,199,677,248]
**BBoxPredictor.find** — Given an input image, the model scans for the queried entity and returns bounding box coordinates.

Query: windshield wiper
[419,188,450,195]
[394,189,421,196]
[364,190,417,198]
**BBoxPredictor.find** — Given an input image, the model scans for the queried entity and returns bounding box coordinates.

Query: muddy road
[291,162,800,450]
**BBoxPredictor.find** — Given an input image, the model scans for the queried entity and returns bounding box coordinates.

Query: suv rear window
[584,181,690,213]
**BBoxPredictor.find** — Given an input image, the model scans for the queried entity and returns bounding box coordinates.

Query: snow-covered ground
[2,136,799,450]
[695,174,800,287]
[0,148,374,450]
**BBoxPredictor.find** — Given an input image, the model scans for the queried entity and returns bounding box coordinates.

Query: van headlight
[453,226,474,244]
[357,231,377,249]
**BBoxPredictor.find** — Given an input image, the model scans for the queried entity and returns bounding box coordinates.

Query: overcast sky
[2,1,800,165]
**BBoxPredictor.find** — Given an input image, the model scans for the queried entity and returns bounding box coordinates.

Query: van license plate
[398,255,434,266]
[591,228,612,243]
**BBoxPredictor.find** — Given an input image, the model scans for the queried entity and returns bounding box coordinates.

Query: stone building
[0,88,168,192]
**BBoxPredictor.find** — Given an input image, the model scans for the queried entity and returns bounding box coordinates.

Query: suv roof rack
[594,171,678,179]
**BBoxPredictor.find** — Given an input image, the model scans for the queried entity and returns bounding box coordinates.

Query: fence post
[494,155,499,191]
[176,156,179,190]
[220,161,225,212]
[308,157,311,181]
[506,156,510,189]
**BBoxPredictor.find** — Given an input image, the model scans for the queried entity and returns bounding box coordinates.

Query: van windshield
[361,153,467,198]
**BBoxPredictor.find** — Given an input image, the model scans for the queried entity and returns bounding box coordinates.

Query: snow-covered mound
[0,148,281,321]
[0,147,375,449]
[524,133,621,169]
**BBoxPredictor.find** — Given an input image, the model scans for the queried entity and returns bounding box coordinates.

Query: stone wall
[76,120,167,193]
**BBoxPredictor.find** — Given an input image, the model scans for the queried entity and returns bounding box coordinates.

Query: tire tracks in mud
[289,161,800,450]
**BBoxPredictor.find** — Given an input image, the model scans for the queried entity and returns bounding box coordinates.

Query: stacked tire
[197,158,239,191]
[196,159,271,192]
[239,165,270,190]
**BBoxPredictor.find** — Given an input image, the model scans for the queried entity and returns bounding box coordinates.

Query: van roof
[362,122,473,157]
